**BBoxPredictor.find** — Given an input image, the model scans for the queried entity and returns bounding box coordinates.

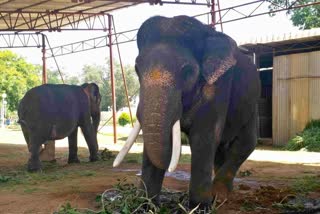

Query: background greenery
[286,120,320,152]
[269,0,320,29]
[0,50,139,118]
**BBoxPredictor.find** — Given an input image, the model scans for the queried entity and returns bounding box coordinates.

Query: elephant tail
[17,119,31,134]
[17,119,27,126]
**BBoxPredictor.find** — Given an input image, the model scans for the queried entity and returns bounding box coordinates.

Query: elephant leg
[189,131,216,209]
[21,126,31,152]
[141,147,166,202]
[68,128,80,163]
[80,120,98,162]
[212,114,257,199]
[27,136,43,172]
[214,143,227,176]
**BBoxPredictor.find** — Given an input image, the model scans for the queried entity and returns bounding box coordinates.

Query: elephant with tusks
[114,15,260,209]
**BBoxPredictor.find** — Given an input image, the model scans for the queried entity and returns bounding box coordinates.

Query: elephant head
[81,83,101,132]
[113,15,240,199]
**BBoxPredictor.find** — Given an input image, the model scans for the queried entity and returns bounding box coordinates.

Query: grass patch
[78,170,96,177]
[24,187,39,193]
[286,120,320,152]
[0,175,13,183]
[240,200,257,212]
[54,202,80,214]
[273,200,305,212]
[291,176,320,194]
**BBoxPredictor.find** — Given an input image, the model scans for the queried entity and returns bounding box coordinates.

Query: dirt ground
[0,130,320,213]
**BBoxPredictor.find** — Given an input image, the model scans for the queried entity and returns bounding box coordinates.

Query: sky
[3,0,300,78]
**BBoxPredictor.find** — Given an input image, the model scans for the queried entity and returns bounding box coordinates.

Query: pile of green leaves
[101,178,191,213]
[55,177,219,214]
[286,120,320,152]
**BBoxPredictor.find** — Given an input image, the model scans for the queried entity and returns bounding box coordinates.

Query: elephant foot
[27,159,42,172]
[211,180,232,202]
[89,154,99,162]
[68,157,80,164]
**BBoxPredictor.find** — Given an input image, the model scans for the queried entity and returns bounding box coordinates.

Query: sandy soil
[0,129,319,214]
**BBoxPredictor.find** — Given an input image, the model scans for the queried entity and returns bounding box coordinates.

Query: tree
[0,50,41,112]
[269,0,320,29]
[81,60,139,111]
[47,69,80,85]
[47,69,62,84]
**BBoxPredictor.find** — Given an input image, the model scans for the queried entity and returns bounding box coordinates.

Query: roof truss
[0,0,212,31]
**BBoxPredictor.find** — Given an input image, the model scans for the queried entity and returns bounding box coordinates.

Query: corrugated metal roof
[239,28,320,46]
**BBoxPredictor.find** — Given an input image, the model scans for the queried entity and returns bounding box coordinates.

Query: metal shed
[240,28,320,146]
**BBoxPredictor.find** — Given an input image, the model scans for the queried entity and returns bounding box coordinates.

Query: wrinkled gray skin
[18,83,101,172]
[135,16,261,209]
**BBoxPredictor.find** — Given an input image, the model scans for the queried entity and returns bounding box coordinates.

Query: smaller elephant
[18,83,101,172]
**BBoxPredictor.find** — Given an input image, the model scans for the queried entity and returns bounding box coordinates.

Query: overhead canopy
[0,0,149,31]
[240,28,320,68]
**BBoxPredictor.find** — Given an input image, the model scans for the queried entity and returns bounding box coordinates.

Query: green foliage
[101,178,220,213]
[0,175,12,183]
[240,200,257,212]
[118,112,131,126]
[47,69,80,85]
[273,201,305,212]
[0,50,41,112]
[181,132,189,145]
[291,176,320,194]
[47,69,62,84]
[239,170,252,177]
[268,0,320,29]
[304,119,320,129]
[81,60,139,111]
[286,120,320,152]
[55,202,80,214]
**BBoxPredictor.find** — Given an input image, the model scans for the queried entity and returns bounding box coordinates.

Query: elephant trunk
[92,112,100,133]
[142,115,171,170]
[141,82,182,170]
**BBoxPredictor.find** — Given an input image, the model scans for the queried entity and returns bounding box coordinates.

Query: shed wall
[273,50,320,145]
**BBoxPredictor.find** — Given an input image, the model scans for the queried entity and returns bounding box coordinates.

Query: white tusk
[168,120,181,172]
[113,120,141,167]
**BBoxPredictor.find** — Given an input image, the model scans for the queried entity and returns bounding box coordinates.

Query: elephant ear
[81,83,101,104]
[201,32,238,85]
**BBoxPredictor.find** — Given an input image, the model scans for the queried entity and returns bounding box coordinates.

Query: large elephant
[18,83,101,172]
[114,16,260,209]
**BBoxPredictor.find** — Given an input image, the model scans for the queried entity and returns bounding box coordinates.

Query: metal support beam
[149,0,211,6]
[42,34,47,84]
[213,0,320,25]
[0,33,42,48]
[41,0,320,58]
[108,14,117,144]
[211,0,215,28]
[45,28,138,58]
[112,16,134,127]
[0,11,109,31]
